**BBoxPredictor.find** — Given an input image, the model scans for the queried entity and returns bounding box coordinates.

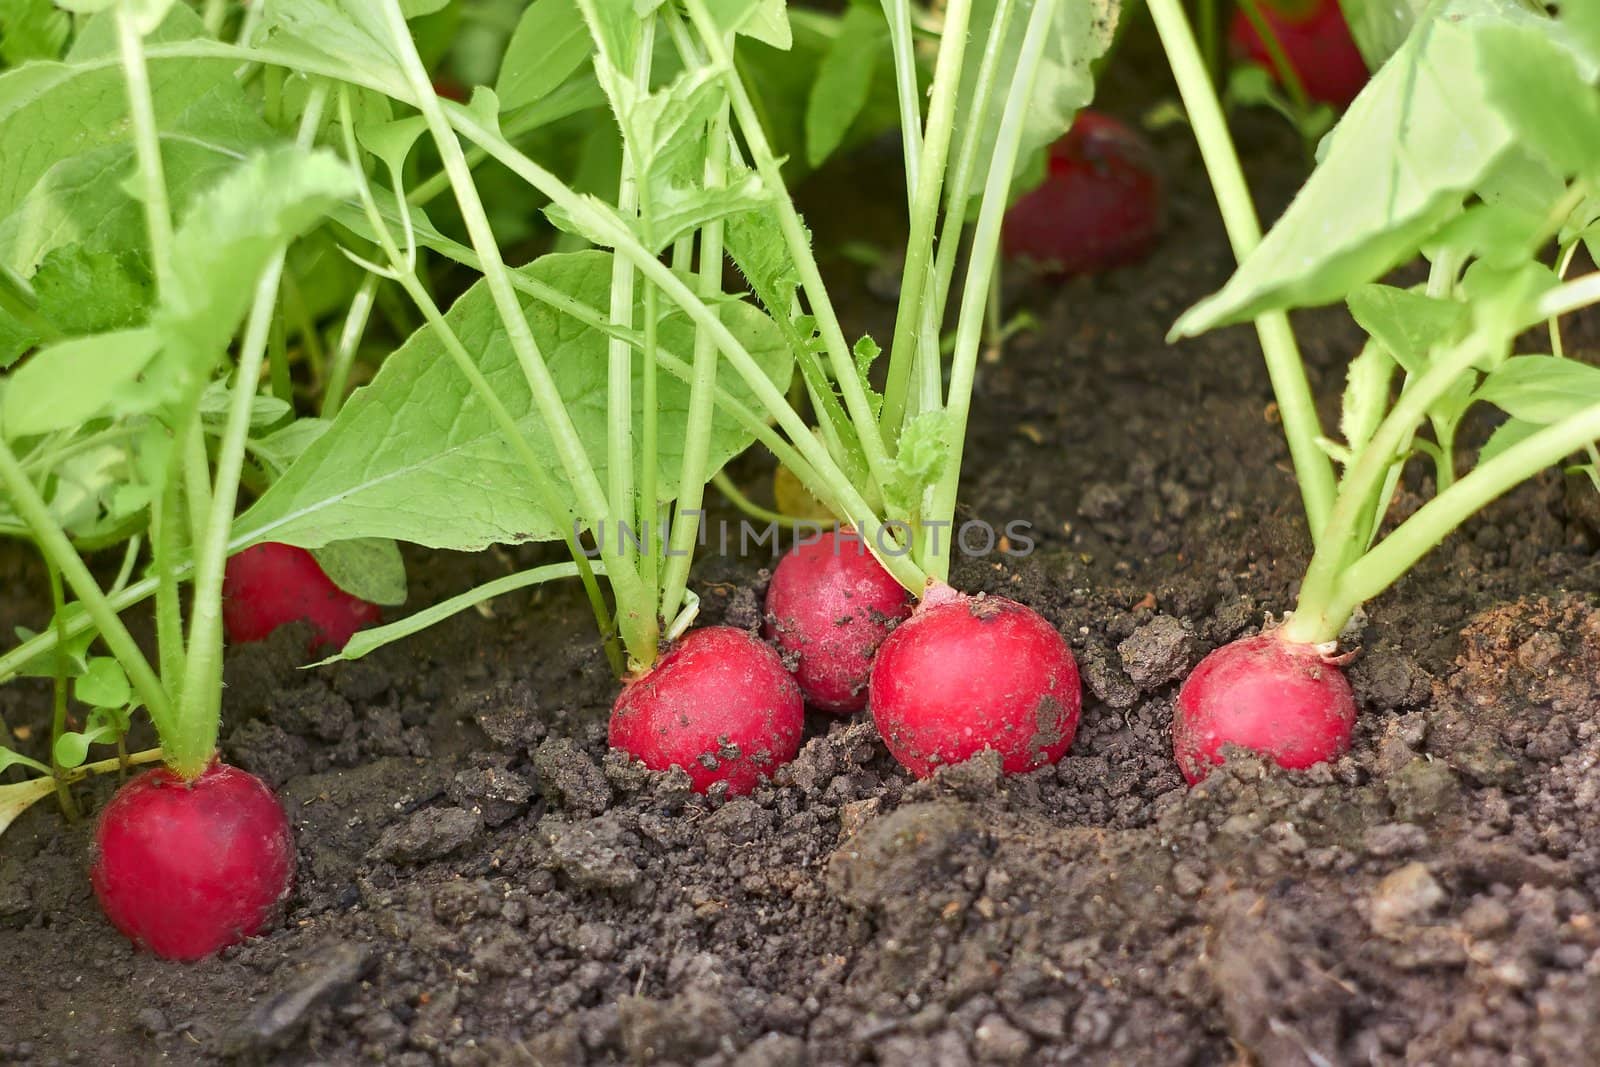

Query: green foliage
[495,0,593,112]
[1336,0,1426,70]
[804,6,886,168]
[238,251,793,551]
[310,537,409,605]
[1174,0,1600,336]
[0,0,69,67]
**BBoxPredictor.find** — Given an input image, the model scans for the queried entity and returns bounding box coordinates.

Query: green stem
[0,440,171,731]
[878,0,973,440]
[378,0,658,665]
[680,0,896,499]
[1147,0,1335,543]
[1236,0,1316,136]
[879,0,925,205]
[660,99,732,623]
[45,558,79,820]
[922,0,1056,583]
[451,108,928,593]
[171,85,328,778]
[605,23,654,579]
[115,9,175,296]
[711,471,818,530]
[323,273,379,417]
[1283,333,1493,644]
[1317,401,1600,632]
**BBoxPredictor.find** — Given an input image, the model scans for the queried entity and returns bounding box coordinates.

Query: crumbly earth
[4,102,1600,1067]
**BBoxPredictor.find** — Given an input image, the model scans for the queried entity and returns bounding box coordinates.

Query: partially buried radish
[1001,110,1162,275]
[765,530,912,713]
[610,626,804,795]
[1172,630,1356,784]
[1229,0,1368,108]
[223,542,382,651]
[92,762,295,961]
[869,586,1081,777]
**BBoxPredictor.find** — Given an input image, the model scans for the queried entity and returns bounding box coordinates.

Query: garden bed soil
[5,113,1600,1067]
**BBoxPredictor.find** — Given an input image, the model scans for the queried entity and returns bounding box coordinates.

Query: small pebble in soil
[533,737,613,815]
[1370,862,1445,935]
[1117,614,1196,690]
[370,806,483,864]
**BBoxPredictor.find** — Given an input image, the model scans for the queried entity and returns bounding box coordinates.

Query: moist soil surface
[6,109,1600,1067]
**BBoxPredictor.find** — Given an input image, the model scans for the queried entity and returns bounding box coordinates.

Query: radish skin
[609,626,804,795]
[869,590,1081,777]
[1001,111,1163,275]
[1228,0,1368,108]
[764,530,912,713]
[222,542,382,651]
[92,762,295,960]
[1172,631,1356,783]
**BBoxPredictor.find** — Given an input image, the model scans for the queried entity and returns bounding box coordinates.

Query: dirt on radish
[3,105,1600,1066]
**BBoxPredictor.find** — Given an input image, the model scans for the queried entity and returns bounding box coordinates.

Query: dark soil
[6,91,1600,1067]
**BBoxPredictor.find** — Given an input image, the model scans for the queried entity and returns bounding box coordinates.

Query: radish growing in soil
[1229,0,1368,108]
[764,529,912,713]
[223,542,383,650]
[1173,631,1355,783]
[610,627,805,795]
[92,763,295,960]
[1150,0,1600,780]
[870,586,1081,777]
[1001,111,1163,274]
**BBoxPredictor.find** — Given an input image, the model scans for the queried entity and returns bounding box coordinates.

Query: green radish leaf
[854,335,883,419]
[1174,0,1600,335]
[804,6,886,168]
[1345,284,1466,376]
[27,248,154,337]
[704,0,792,50]
[74,656,130,708]
[310,538,409,606]
[1477,415,1541,465]
[574,0,638,71]
[198,379,292,433]
[0,7,269,229]
[497,0,594,112]
[1,327,161,439]
[632,170,768,253]
[1337,0,1426,70]
[1339,339,1393,461]
[0,773,59,838]
[1475,356,1600,424]
[883,409,949,514]
[0,0,69,65]
[356,115,429,175]
[250,417,330,478]
[724,196,804,314]
[252,0,411,92]
[1459,259,1559,345]
[235,250,793,551]
[1427,199,1549,268]
[11,606,94,679]
[52,730,92,769]
[0,744,50,776]
[141,147,358,407]
[308,561,592,666]
[1225,63,1334,142]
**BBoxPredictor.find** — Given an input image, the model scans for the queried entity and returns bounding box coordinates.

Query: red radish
[1172,631,1356,784]
[222,542,381,651]
[869,587,1081,777]
[609,626,804,795]
[1001,110,1163,275]
[92,762,295,961]
[1229,0,1369,108]
[764,530,913,713]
